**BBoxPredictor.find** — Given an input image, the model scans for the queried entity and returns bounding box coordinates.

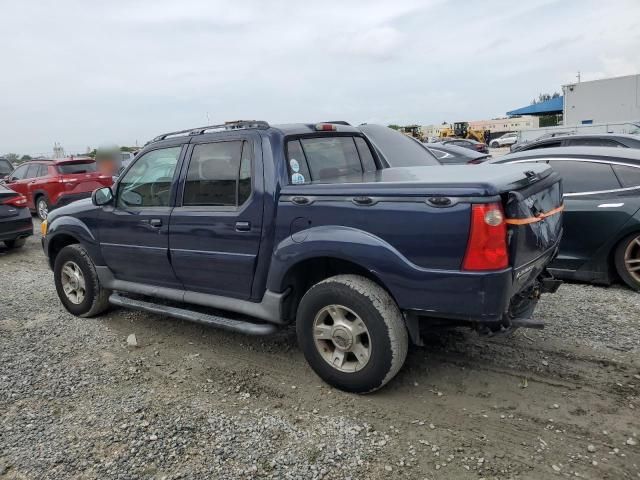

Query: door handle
[235,221,251,232]
[149,218,162,227]
[291,196,310,205]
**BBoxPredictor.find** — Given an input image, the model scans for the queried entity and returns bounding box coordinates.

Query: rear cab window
[285,135,377,184]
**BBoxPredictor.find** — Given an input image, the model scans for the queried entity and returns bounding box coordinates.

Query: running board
[109,293,279,336]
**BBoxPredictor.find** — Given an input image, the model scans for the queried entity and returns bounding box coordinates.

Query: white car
[490,132,519,148]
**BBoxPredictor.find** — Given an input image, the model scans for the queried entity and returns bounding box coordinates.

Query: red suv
[4,157,113,220]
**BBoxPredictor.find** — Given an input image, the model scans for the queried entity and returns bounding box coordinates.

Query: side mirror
[92,187,114,206]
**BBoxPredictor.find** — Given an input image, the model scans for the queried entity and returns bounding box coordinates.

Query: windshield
[56,161,97,174]
[0,159,13,175]
[358,124,439,167]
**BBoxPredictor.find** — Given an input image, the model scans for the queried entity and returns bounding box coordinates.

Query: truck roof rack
[152,120,270,142]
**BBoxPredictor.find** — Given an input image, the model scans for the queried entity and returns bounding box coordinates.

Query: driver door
[99,144,185,288]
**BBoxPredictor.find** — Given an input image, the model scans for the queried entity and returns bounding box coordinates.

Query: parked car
[510,133,640,153]
[42,120,562,393]
[439,137,489,153]
[4,157,113,220]
[0,157,14,181]
[492,146,640,290]
[490,132,519,148]
[425,142,490,164]
[358,124,489,166]
[0,184,32,249]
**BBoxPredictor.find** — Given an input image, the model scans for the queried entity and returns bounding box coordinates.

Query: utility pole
[577,71,581,83]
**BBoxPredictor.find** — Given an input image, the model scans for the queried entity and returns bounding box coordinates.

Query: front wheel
[54,244,111,317]
[36,196,49,220]
[615,233,640,291]
[490,141,499,148]
[296,275,408,393]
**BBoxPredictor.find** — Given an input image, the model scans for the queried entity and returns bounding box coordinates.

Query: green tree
[532,92,561,105]
[20,155,32,162]
[387,124,401,130]
[4,153,20,164]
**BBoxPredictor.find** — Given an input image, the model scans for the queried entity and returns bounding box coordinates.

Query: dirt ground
[1,223,639,479]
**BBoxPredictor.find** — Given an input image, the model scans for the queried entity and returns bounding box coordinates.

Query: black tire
[490,141,499,148]
[614,233,640,291]
[35,195,49,221]
[4,237,27,249]
[54,244,111,317]
[296,274,408,393]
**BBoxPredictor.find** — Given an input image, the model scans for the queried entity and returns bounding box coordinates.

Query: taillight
[1,194,28,208]
[462,203,508,271]
[315,123,337,131]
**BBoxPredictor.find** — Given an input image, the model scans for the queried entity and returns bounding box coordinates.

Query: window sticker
[291,173,305,184]
[289,158,300,173]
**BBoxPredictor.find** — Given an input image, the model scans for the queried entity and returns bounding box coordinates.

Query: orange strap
[505,204,564,225]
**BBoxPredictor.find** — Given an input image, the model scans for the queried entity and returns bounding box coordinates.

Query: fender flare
[46,216,105,266]
[266,225,427,307]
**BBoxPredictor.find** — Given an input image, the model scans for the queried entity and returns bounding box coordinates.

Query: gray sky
[1,0,639,155]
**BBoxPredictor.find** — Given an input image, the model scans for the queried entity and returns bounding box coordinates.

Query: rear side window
[39,164,49,176]
[548,160,621,193]
[527,141,561,150]
[285,136,376,184]
[57,162,97,174]
[565,138,624,148]
[612,165,640,188]
[183,141,251,207]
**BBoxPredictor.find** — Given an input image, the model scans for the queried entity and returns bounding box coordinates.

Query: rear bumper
[52,191,92,208]
[397,242,560,324]
[0,209,33,242]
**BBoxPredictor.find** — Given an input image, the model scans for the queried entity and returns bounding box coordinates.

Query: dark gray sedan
[491,146,640,290]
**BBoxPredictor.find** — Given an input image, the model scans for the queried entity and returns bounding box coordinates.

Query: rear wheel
[490,141,499,148]
[615,233,640,291]
[4,237,26,249]
[296,274,408,393]
[36,195,49,220]
[54,244,111,317]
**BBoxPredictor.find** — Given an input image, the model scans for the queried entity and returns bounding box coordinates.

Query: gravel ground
[1,224,639,479]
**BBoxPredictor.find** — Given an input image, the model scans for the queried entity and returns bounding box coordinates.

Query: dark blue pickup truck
[42,121,563,393]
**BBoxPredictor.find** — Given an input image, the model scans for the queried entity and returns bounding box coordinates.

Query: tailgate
[503,170,563,274]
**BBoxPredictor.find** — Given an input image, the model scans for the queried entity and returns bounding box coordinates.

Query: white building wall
[469,116,539,133]
[563,74,640,126]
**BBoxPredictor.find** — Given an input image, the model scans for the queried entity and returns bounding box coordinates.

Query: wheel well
[48,234,80,269]
[280,257,395,323]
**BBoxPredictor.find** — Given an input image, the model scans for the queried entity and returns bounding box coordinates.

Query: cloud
[0,0,639,154]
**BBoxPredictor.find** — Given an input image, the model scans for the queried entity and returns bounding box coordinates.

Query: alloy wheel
[37,198,48,220]
[60,261,86,305]
[313,304,371,373]
[624,235,640,284]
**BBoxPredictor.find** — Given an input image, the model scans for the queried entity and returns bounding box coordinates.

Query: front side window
[117,146,181,208]
[548,160,620,194]
[183,141,251,207]
[10,164,29,180]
